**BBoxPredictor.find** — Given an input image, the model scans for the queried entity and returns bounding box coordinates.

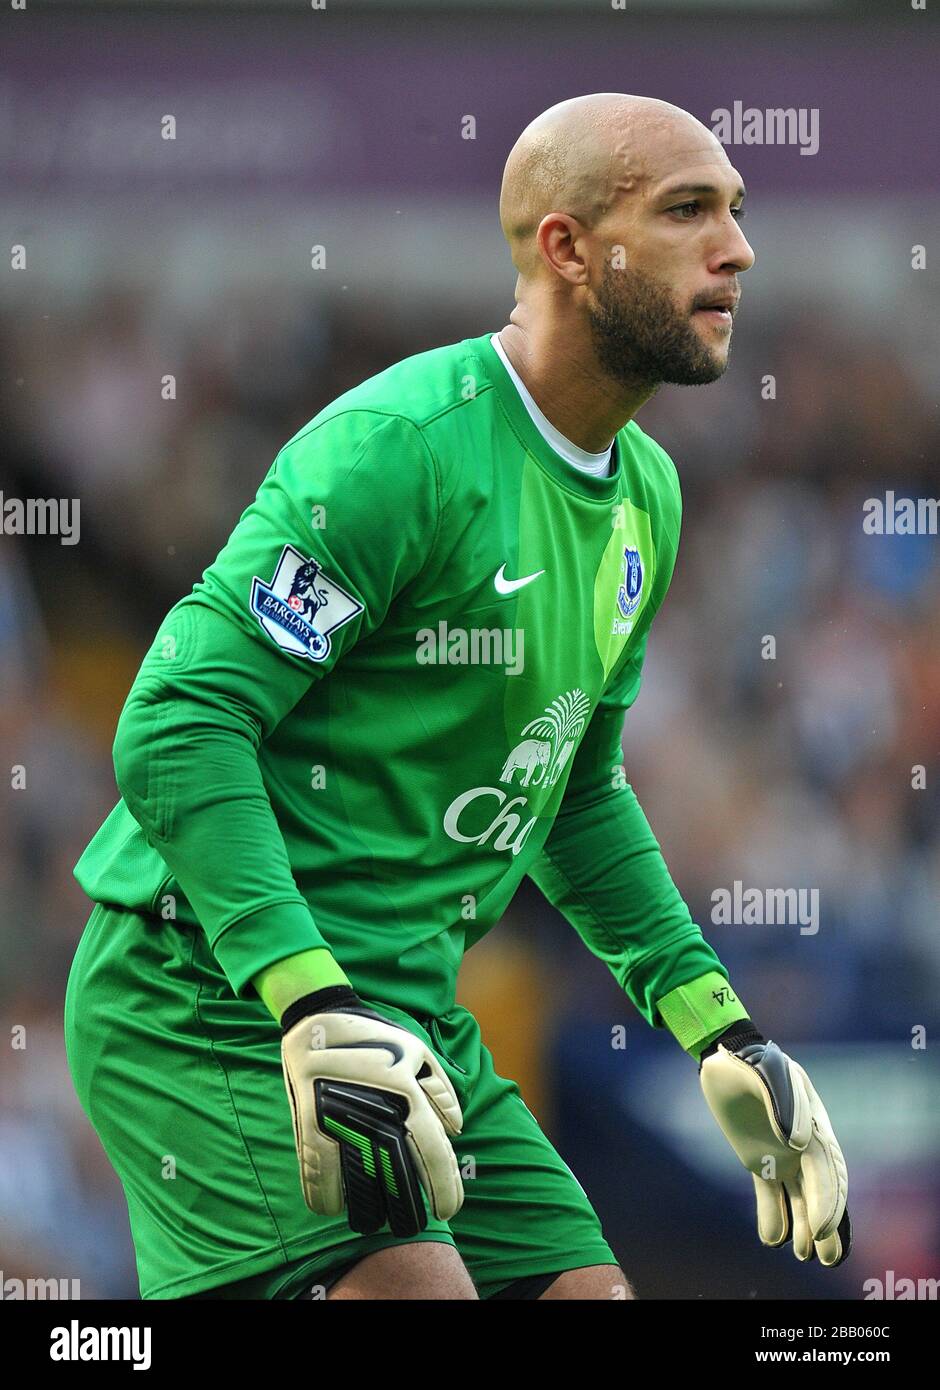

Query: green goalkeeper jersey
[74,331,728,1021]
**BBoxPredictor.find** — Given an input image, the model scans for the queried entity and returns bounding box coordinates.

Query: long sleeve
[111,410,441,996]
[528,664,729,1028]
[527,463,729,1030]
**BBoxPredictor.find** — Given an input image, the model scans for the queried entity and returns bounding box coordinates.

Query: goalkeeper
[64,92,848,1300]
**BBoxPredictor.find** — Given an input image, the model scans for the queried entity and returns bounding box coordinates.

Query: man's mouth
[692,294,738,327]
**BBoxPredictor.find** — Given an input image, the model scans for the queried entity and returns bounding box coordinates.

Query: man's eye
[670,202,747,221]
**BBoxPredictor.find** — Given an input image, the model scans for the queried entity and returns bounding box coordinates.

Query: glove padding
[280,987,464,1237]
[700,1029,850,1266]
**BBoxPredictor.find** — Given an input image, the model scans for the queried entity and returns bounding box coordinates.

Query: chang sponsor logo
[443,689,590,856]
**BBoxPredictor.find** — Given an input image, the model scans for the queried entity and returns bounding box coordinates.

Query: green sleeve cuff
[209,900,329,999]
[655,971,749,1057]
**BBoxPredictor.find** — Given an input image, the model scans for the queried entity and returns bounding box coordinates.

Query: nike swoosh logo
[494,563,545,595]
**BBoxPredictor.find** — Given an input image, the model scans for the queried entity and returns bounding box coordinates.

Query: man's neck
[497,317,656,454]
[491,332,613,475]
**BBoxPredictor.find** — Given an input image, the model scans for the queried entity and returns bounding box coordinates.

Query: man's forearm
[253,948,352,1021]
[112,601,331,998]
[529,776,729,1030]
[655,970,752,1060]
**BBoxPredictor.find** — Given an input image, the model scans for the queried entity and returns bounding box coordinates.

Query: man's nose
[723,219,755,274]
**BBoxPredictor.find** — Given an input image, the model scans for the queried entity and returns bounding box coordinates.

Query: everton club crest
[617,546,643,619]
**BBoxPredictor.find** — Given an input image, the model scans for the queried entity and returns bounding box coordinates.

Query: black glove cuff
[280,985,363,1034]
[698,1018,766,1072]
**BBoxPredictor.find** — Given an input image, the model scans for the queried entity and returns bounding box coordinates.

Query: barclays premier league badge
[251,544,363,662]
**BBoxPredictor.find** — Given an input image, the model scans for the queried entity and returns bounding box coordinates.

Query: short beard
[587,260,731,390]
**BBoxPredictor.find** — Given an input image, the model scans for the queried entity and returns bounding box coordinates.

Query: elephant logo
[546,738,576,786]
[501,738,552,787]
[500,691,591,790]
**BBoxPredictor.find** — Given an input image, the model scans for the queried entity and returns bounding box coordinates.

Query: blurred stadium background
[1,0,938,1299]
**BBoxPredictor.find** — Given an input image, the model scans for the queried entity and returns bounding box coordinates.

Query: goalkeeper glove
[699,1021,851,1266]
[279,984,464,1237]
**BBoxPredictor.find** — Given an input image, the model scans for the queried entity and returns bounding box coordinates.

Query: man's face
[586,131,754,389]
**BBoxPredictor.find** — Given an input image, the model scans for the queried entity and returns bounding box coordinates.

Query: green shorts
[64,903,618,1299]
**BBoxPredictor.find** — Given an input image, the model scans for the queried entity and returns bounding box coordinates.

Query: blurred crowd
[0,284,937,1296]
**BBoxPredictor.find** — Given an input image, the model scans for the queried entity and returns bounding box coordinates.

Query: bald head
[499,93,724,277]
